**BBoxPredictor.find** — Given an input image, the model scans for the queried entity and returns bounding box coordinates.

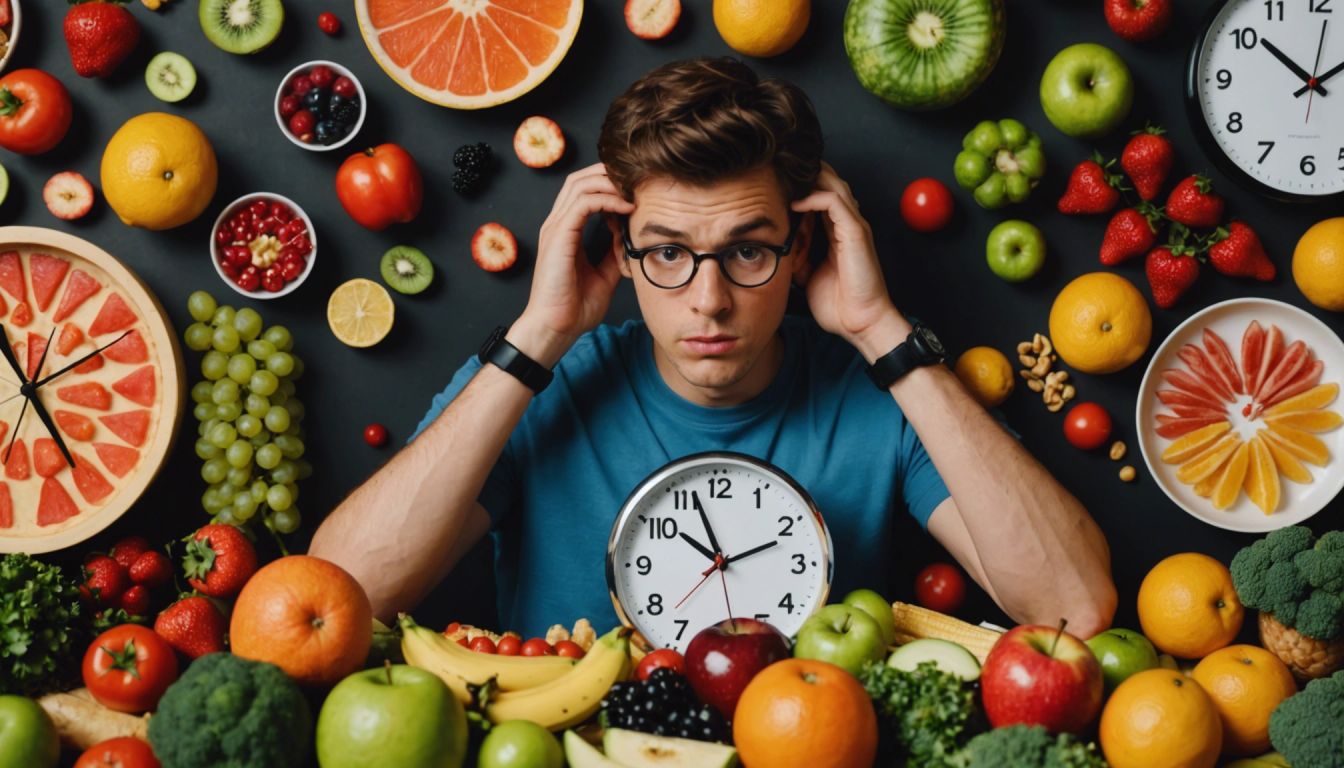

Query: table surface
[8,0,1342,633]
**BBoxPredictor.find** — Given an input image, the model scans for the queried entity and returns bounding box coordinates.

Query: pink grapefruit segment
[53,410,96,442]
[88,293,139,337]
[4,438,29,480]
[36,476,79,526]
[111,365,155,407]
[57,323,83,356]
[102,330,148,364]
[52,269,102,323]
[0,482,10,529]
[99,410,149,447]
[57,382,112,411]
[93,442,139,478]
[28,253,70,312]
[33,438,67,478]
[71,453,113,504]
[0,251,23,303]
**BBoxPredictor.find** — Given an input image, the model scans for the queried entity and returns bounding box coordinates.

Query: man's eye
[653,247,686,263]
[731,246,766,262]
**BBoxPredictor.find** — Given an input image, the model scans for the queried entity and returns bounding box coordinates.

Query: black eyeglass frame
[621,212,802,289]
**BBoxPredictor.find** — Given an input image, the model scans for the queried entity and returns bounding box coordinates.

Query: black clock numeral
[1310,0,1332,13]
[753,613,770,622]
[791,553,807,574]
[1257,141,1275,163]
[674,619,689,641]
[672,489,689,510]
[647,593,663,615]
[636,555,652,575]
[779,593,795,614]
[1337,148,1343,170]
[1227,112,1243,133]
[1230,27,1258,49]
[1301,155,1317,175]
[648,517,678,540]
[707,477,732,499]
[752,487,762,509]
[777,516,794,537]
[1265,0,1284,19]
[1216,69,1233,89]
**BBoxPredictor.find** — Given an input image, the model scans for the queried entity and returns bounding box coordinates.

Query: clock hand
[0,325,28,384]
[4,397,26,463]
[1297,59,1344,96]
[723,540,779,565]
[679,532,717,562]
[674,554,726,610]
[24,328,74,469]
[1262,38,1327,94]
[717,564,735,628]
[691,491,723,555]
[1306,19,1329,123]
[33,330,129,389]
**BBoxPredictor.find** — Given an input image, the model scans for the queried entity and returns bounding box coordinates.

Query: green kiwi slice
[145,52,197,103]
[381,246,434,295]
[200,0,284,55]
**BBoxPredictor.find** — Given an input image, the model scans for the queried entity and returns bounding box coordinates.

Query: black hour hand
[1262,38,1324,93]
[0,325,27,382]
[28,395,74,469]
[34,330,129,389]
[679,532,716,562]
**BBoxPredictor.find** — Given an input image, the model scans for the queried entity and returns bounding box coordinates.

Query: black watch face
[917,326,945,359]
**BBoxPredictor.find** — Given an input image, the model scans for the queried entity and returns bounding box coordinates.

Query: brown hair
[597,57,823,203]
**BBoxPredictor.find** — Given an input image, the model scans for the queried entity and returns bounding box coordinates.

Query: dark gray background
[10,0,1341,634]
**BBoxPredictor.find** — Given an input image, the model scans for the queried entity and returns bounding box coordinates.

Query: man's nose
[688,259,732,316]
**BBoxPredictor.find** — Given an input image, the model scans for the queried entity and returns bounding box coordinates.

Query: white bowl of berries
[275,60,365,151]
[211,193,316,299]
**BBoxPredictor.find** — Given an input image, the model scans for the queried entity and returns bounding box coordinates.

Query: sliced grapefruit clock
[0,227,183,554]
[356,0,582,109]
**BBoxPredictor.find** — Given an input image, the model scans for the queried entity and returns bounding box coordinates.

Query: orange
[355,0,582,109]
[954,346,1014,407]
[1048,272,1152,374]
[1211,441,1250,510]
[1261,423,1329,465]
[1137,552,1243,659]
[1100,668,1223,768]
[733,658,877,768]
[1161,421,1231,464]
[229,555,374,687]
[713,0,810,58]
[1292,217,1344,311]
[101,113,217,230]
[1190,645,1298,756]
[1244,437,1283,514]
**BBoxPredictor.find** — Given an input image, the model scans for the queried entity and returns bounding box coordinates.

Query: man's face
[616,165,810,407]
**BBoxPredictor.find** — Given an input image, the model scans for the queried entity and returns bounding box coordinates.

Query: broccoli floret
[1261,560,1311,611]
[1268,669,1344,767]
[1232,527,1344,640]
[1265,526,1315,561]
[147,652,312,768]
[1295,592,1344,641]
[1231,539,1273,606]
[860,660,981,767]
[950,724,1107,768]
[1295,535,1344,594]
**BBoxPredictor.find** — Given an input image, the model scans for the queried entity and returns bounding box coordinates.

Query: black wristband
[479,326,553,394]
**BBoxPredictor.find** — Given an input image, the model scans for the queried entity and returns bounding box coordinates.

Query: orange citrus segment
[1258,432,1313,484]
[1264,409,1343,433]
[1193,473,1218,498]
[1263,423,1330,465]
[1244,437,1281,515]
[1178,435,1242,485]
[368,0,444,29]
[407,13,465,90]
[1161,421,1232,464]
[378,9,455,69]
[486,7,558,66]
[1263,382,1339,416]
[1211,442,1250,510]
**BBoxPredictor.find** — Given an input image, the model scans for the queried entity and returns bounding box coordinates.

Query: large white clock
[605,452,833,653]
[1187,0,1344,201]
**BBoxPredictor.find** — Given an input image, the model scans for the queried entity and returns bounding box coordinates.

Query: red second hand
[674,554,724,610]
[718,561,735,629]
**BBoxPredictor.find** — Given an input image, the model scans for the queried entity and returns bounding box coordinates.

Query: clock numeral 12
[1310,0,1332,13]
[707,477,732,498]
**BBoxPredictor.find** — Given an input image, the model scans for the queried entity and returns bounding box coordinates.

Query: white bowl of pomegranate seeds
[275,60,366,151]
[211,192,316,300]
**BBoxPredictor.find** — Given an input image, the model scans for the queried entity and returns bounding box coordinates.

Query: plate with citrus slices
[1137,298,1344,532]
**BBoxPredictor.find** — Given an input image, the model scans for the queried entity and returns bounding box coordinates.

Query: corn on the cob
[890,601,1002,663]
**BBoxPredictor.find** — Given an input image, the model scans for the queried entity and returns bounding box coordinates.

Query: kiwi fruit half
[145,52,197,103]
[381,246,434,295]
[200,0,284,55]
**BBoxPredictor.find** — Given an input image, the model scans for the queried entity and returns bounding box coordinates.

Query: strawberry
[1165,175,1224,228]
[472,222,519,272]
[1209,221,1276,281]
[110,535,150,570]
[1145,246,1201,309]
[1100,205,1162,266]
[1121,126,1175,201]
[625,0,680,39]
[513,116,565,169]
[154,596,227,659]
[63,0,141,78]
[1104,0,1173,42]
[43,172,95,220]
[182,524,258,599]
[129,549,172,589]
[1058,154,1124,214]
[117,584,151,616]
[80,554,129,608]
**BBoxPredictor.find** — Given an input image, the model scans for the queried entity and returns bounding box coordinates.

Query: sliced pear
[1258,431,1313,484]
[1263,382,1339,416]
[1265,410,1343,433]
[603,729,739,768]
[1263,423,1330,466]
[1211,442,1251,510]
[886,638,981,681]
[1161,421,1233,464]
[1245,437,1281,515]
[566,730,628,768]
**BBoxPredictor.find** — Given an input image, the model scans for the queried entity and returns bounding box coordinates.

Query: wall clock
[606,452,833,653]
[0,227,184,554]
[1186,0,1344,202]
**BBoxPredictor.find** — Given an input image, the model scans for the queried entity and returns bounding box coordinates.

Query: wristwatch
[865,322,945,390]
[479,326,553,394]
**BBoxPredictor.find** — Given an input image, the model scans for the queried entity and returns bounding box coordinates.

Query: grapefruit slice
[4,438,29,480]
[57,382,112,411]
[33,438,68,478]
[1244,437,1281,515]
[1261,359,1324,412]
[36,476,79,526]
[1258,431,1313,483]
[57,323,83,356]
[1241,320,1264,392]
[0,420,7,447]
[102,330,149,364]
[1211,441,1250,510]
[0,251,24,302]
[111,365,155,407]
[0,483,10,529]
[1155,415,1226,439]
[99,410,149,447]
[1178,344,1236,402]
[1264,383,1339,417]
[1251,324,1285,397]
[88,293,139,336]
[1255,340,1308,404]
[1261,424,1329,466]
[74,353,104,374]
[1163,369,1229,404]
[356,0,583,109]
[93,442,139,478]
[0,292,7,318]
[1160,421,1231,464]
[1202,328,1244,394]
[25,332,48,381]
[1157,388,1226,413]
[52,269,102,323]
[28,253,70,312]
[71,453,113,504]
[11,301,31,327]
[53,410,96,441]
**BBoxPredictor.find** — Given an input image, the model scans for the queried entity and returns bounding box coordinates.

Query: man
[310,57,1117,640]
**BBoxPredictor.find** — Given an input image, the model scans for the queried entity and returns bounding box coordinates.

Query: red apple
[683,618,790,719]
[980,623,1103,734]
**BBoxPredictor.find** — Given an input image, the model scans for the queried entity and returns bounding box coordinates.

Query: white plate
[1136,297,1344,533]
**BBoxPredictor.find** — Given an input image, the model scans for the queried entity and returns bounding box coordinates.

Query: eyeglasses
[622,214,800,290]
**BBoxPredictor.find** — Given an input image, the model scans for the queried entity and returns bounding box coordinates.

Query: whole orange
[229,555,373,687]
[1099,668,1223,768]
[1137,552,1243,659]
[1190,644,1298,756]
[732,658,877,768]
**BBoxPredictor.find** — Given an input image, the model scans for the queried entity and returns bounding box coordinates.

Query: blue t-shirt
[410,316,951,637]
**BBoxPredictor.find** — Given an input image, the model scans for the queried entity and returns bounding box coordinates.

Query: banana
[484,626,632,731]
[399,614,576,703]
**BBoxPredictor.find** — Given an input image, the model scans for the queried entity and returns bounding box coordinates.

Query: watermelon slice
[25,331,47,381]
[54,410,95,441]
[57,323,83,356]
[71,453,113,504]
[0,251,25,302]
[57,382,112,410]
[74,353,104,374]
[93,442,139,478]
[102,330,148,364]
[99,410,149,447]
[88,293,138,337]
[111,365,155,407]
[5,438,29,480]
[52,269,102,323]
[0,483,11,529]
[37,477,79,526]
[11,301,32,327]
[28,253,70,313]
[33,438,68,477]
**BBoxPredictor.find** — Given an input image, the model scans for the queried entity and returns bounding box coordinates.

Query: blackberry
[452,168,483,196]
[453,142,493,172]
[598,669,731,743]
[329,98,360,127]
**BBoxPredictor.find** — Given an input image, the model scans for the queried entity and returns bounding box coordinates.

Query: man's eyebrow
[638,216,780,241]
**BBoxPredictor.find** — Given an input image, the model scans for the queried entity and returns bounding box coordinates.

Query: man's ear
[790,212,815,284]
[606,214,632,279]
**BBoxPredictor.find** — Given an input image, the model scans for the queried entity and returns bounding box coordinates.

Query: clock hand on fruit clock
[690,491,724,555]
[26,328,76,470]
[723,540,779,566]
[1306,19,1329,123]
[32,330,129,389]
[1261,38,1328,96]
[0,325,28,463]
[674,553,726,610]
[678,531,717,563]
[1296,59,1344,97]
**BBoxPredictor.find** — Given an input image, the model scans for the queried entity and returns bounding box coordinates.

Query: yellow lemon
[328,279,394,348]
[101,113,217,230]
[1292,217,1344,311]
[713,0,810,58]
[1049,272,1152,374]
[954,346,1014,407]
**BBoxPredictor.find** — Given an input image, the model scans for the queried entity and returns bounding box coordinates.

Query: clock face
[1193,0,1344,198]
[607,453,832,653]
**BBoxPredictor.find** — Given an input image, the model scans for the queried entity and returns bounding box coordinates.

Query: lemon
[101,112,217,230]
[713,0,810,58]
[327,279,394,348]
[1292,217,1344,311]
[954,346,1014,407]
[1049,272,1152,375]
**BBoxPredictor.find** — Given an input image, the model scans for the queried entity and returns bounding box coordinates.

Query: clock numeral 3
[674,619,689,641]
[1230,27,1258,49]
[791,553,806,574]
[1310,0,1332,13]
[1227,112,1243,133]
[707,477,732,499]
[636,555,652,575]
[777,516,794,537]
[1301,155,1316,176]
[647,593,663,616]
[648,517,678,540]
[1257,141,1275,163]
[779,593,795,614]
[1216,69,1233,89]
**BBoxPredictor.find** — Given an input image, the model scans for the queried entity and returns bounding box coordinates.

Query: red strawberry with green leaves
[1165,175,1224,228]
[154,595,227,659]
[1105,0,1173,42]
[1058,154,1124,214]
[1121,126,1175,201]
[182,524,257,599]
[1100,204,1163,266]
[80,554,128,608]
[1209,221,1276,281]
[1145,245,1201,309]
[63,0,140,78]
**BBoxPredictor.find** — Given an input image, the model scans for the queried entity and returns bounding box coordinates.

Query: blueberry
[302,88,327,114]
[315,120,337,145]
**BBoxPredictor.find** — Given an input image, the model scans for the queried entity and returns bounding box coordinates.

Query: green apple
[0,162,9,208]
[479,720,563,768]
[1085,628,1159,693]
[985,220,1046,282]
[842,588,897,647]
[793,604,886,676]
[315,665,467,768]
[1039,43,1134,138]
[0,695,59,768]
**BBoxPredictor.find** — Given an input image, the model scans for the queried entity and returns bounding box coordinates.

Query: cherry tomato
[443,621,461,635]
[364,423,389,447]
[75,737,161,768]
[335,143,423,230]
[520,638,555,656]
[0,69,73,155]
[496,635,521,656]
[635,648,685,681]
[1063,401,1113,450]
[317,11,342,35]
[554,640,585,659]
[83,625,178,713]
[469,636,497,654]
[915,562,967,615]
[899,178,955,233]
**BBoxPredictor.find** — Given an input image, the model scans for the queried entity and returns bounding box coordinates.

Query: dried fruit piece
[1161,421,1232,464]
[1211,441,1250,510]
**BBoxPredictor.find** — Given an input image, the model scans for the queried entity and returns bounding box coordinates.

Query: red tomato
[554,640,585,659]
[74,737,161,768]
[335,143,423,230]
[635,648,685,681]
[469,636,497,654]
[1063,401,1113,450]
[0,69,73,155]
[496,635,521,656]
[915,562,967,615]
[82,625,178,713]
[363,423,388,447]
[899,178,955,233]
[520,638,555,656]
